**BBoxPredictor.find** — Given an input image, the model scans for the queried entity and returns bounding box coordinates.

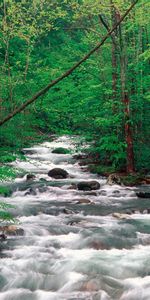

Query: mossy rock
[52,147,71,154]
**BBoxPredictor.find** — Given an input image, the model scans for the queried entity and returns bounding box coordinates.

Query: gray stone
[48,168,69,179]
[77,181,100,191]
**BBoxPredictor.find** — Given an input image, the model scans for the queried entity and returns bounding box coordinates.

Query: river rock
[63,208,74,214]
[0,225,24,236]
[81,280,99,292]
[52,147,70,154]
[112,212,131,220]
[85,191,98,196]
[76,198,92,204]
[25,187,37,196]
[136,191,150,198]
[77,181,100,191]
[67,184,77,190]
[21,149,36,155]
[107,174,122,185]
[48,168,69,179]
[26,174,36,181]
[0,233,7,240]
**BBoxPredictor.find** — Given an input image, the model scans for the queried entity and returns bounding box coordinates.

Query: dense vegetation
[0,0,150,173]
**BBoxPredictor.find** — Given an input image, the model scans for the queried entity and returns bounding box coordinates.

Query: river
[0,136,150,300]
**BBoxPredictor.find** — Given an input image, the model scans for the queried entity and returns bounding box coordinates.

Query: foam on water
[1,136,150,300]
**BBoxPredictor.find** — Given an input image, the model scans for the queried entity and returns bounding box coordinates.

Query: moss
[52,147,71,154]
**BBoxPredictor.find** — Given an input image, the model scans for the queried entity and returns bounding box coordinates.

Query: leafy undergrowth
[0,166,18,181]
[0,186,12,197]
[0,202,17,226]
[121,174,146,186]
[89,164,148,186]
[89,164,119,176]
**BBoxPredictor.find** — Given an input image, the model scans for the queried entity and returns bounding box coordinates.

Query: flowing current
[0,136,150,300]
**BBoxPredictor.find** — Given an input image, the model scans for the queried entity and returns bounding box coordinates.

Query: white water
[0,136,150,300]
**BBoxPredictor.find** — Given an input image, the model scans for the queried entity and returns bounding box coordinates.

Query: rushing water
[0,136,150,300]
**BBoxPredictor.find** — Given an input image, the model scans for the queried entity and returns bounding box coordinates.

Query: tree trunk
[119,22,135,173]
[124,94,135,173]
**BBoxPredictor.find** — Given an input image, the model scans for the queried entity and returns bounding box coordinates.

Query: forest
[0,1,150,300]
[0,0,149,175]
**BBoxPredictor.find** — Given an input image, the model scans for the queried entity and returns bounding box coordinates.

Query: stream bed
[0,136,150,300]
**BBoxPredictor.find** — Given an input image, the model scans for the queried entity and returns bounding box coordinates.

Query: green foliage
[89,165,117,175]
[121,174,144,186]
[0,166,18,181]
[0,202,16,225]
[0,186,12,197]
[52,147,71,154]
[0,0,149,173]
[0,154,17,163]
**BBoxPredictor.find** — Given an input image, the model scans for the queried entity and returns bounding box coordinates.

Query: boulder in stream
[112,212,131,220]
[52,147,70,154]
[48,168,69,179]
[77,181,100,191]
[136,191,150,198]
[107,174,122,185]
[0,225,24,236]
[26,174,36,181]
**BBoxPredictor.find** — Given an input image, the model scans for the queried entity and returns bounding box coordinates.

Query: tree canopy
[0,0,150,173]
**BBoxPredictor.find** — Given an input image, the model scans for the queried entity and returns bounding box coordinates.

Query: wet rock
[63,208,74,214]
[48,168,69,179]
[81,280,99,292]
[136,191,150,198]
[112,212,131,220]
[112,190,120,195]
[52,147,70,154]
[125,210,132,215]
[76,198,92,204]
[107,174,122,185]
[39,178,47,182]
[21,149,35,155]
[85,191,98,196]
[77,181,100,191]
[15,228,25,236]
[73,154,87,160]
[67,184,77,190]
[0,233,7,240]
[25,188,37,196]
[26,174,36,181]
[0,225,24,236]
